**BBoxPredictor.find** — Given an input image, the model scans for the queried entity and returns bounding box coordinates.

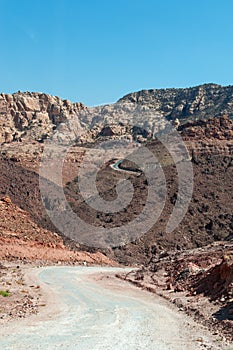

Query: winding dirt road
[0,267,228,350]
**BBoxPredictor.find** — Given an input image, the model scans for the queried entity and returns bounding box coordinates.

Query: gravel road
[0,266,229,350]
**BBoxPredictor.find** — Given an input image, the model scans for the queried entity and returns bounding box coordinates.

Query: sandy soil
[0,263,41,323]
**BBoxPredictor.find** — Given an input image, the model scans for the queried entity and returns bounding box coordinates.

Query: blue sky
[1,0,233,106]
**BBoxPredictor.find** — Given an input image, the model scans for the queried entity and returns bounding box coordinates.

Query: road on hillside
[0,267,224,350]
[110,159,142,175]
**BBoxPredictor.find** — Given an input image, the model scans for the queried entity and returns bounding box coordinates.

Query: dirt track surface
[0,266,231,350]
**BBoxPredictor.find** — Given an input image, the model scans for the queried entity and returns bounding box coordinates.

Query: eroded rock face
[118,83,233,121]
[193,254,233,300]
[180,115,233,141]
[180,115,233,157]
[1,83,233,145]
[0,92,86,143]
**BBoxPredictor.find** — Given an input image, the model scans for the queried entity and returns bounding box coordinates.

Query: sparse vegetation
[0,290,10,297]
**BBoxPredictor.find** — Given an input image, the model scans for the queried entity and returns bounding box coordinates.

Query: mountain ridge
[1,83,233,145]
[118,83,233,121]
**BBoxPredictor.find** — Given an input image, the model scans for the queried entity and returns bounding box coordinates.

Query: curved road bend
[0,267,224,350]
[110,159,142,175]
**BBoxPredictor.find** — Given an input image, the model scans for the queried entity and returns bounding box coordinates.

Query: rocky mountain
[0,84,232,341]
[0,117,232,264]
[0,91,86,144]
[1,83,233,145]
[118,83,233,122]
[0,84,232,265]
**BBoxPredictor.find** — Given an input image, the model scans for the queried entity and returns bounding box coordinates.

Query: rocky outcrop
[119,83,233,121]
[0,92,86,143]
[1,83,233,145]
[180,115,233,157]
[180,115,233,141]
[193,254,233,301]
[119,241,233,341]
[122,241,233,301]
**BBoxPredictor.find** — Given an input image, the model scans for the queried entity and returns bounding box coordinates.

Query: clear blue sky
[1,0,233,106]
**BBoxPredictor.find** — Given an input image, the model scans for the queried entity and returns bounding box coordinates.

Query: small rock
[196,337,203,342]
